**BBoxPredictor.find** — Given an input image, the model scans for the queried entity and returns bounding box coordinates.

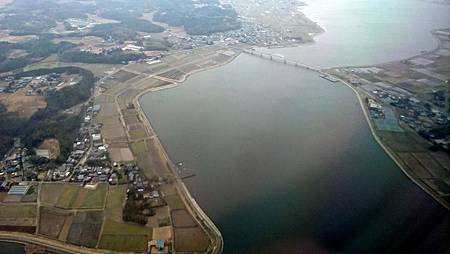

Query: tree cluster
[0,67,96,162]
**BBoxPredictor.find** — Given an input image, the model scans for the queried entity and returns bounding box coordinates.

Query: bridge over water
[233,48,322,73]
[230,47,343,83]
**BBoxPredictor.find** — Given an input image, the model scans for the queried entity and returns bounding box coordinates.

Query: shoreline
[324,29,450,210]
[0,51,238,254]
[134,92,224,254]
[331,75,450,211]
[133,52,241,253]
[134,28,449,253]
[0,231,111,254]
[8,25,445,254]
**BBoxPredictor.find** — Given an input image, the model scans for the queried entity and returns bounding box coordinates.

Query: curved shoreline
[135,28,449,253]
[0,232,111,254]
[331,75,450,211]
[134,52,241,253]
[324,29,449,210]
[134,91,224,254]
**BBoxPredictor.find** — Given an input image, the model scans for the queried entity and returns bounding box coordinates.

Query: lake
[0,242,25,254]
[140,0,450,253]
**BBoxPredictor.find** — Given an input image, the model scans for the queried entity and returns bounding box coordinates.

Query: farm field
[147,206,171,228]
[0,204,37,227]
[0,90,47,118]
[40,183,65,206]
[112,70,138,83]
[171,209,196,228]
[24,54,122,76]
[164,195,185,210]
[98,219,153,252]
[173,227,209,253]
[104,185,127,221]
[38,206,72,240]
[67,211,103,248]
[55,183,107,209]
[378,131,428,152]
[0,204,36,219]
[130,140,154,178]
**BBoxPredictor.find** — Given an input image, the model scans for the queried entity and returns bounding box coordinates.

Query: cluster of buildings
[148,22,302,51]
[70,165,115,184]
[127,167,164,203]
[63,16,116,32]
[0,73,76,95]
[0,180,36,204]
[49,104,106,181]
[0,138,41,182]
[367,85,449,128]
[0,139,39,199]
[1,139,26,180]
[364,84,450,150]
[367,98,385,119]
[389,94,448,128]
[188,22,296,47]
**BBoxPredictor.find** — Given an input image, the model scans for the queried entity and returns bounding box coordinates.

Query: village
[0,60,177,252]
[0,72,81,95]
[328,28,450,207]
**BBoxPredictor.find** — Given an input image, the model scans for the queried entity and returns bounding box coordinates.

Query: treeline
[0,67,96,161]
[0,38,76,73]
[420,123,450,154]
[14,66,95,111]
[123,202,149,225]
[142,38,173,51]
[1,0,164,39]
[152,0,241,35]
[98,10,164,34]
[88,23,138,42]
[0,0,93,35]
[123,188,155,225]
[59,49,146,64]
[0,104,27,156]
[0,13,56,35]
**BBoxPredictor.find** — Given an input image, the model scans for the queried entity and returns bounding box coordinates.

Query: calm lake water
[0,242,25,254]
[261,0,450,68]
[140,0,450,253]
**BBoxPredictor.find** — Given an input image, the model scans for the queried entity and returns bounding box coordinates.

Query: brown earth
[174,227,209,252]
[0,90,47,118]
[38,138,61,160]
[0,33,36,43]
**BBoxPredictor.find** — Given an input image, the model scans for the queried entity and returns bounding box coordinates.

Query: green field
[129,129,148,140]
[164,194,185,210]
[40,183,65,205]
[98,234,148,252]
[98,219,153,252]
[55,184,107,209]
[105,185,127,221]
[0,205,37,218]
[130,140,153,177]
[24,54,122,76]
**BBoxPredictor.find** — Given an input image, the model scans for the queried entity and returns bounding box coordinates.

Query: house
[92,134,102,142]
[156,240,165,251]
[93,105,101,113]
[7,184,30,195]
[35,149,50,159]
